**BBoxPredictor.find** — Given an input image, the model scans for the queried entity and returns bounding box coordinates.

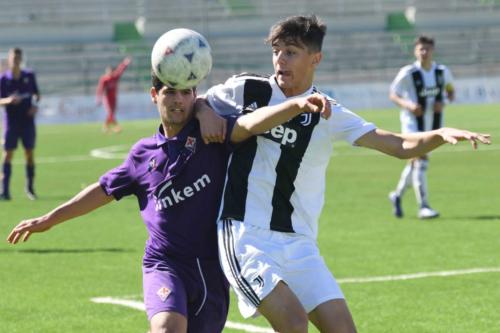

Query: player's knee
[287,314,309,333]
[274,311,308,333]
[3,151,14,162]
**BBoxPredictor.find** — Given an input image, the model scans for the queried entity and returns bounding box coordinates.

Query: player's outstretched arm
[231,93,331,143]
[356,127,491,159]
[7,183,113,244]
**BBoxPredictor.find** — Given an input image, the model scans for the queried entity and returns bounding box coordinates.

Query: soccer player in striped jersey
[196,15,489,333]
[7,68,330,333]
[389,35,455,219]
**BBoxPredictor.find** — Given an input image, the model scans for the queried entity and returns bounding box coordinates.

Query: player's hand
[28,105,38,117]
[7,217,54,244]
[124,56,132,65]
[195,99,227,144]
[8,94,22,105]
[297,93,331,119]
[433,101,443,113]
[439,127,491,149]
[407,102,423,116]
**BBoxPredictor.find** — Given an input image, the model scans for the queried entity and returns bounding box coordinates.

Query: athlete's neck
[11,67,21,79]
[162,124,182,138]
[420,60,433,71]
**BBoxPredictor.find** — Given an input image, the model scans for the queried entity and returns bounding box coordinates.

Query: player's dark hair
[10,47,22,55]
[266,14,326,52]
[151,71,196,93]
[414,35,435,47]
[151,70,165,91]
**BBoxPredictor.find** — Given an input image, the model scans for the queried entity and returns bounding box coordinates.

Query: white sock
[413,159,429,208]
[395,163,413,197]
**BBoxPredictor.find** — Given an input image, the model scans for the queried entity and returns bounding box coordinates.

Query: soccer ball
[151,28,212,89]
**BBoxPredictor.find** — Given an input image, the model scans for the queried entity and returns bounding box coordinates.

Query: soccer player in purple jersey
[0,48,40,200]
[7,69,331,332]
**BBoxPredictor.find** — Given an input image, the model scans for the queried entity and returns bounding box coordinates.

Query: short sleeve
[99,153,138,200]
[444,66,454,86]
[31,72,40,95]
[205,76,245,116]
[390,68,410,97]
[0,77,6,98]
[330,104,377,145]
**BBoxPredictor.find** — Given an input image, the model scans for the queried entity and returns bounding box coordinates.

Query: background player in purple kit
[0,48,40,200]
[7,69,331,333]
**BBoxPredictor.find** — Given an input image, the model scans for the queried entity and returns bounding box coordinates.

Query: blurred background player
[0,48,40,201]
[0,54,7,74]
[389,35,455,219]
[96,56,131,133]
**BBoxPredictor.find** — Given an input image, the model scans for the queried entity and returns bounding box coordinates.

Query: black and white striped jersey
[390,61,454,132]
[206,74,376,239]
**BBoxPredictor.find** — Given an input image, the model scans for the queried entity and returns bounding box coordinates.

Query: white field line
[337,267,500,284]
[8,143,499,165]
[11,145,129,165]
[89,145,129,159]
[91,267,500,332]
[90,297,273,333]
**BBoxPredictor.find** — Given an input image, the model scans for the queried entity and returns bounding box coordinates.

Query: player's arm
[32,72,41,102]
[355,128,490,159]
[113,56,132,77]
[0,94,22,106]
[389,91,422,116]
[7,182,113,244]
[95,78,105,105]
[230,93,331,143]
[445,83,455,102]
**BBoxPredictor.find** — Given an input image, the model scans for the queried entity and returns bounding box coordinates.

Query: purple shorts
[3,120,36,150]
[143,257,229,333]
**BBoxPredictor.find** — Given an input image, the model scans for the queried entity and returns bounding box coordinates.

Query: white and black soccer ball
[151,28,212,89]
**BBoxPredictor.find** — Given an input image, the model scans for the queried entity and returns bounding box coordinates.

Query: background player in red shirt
[96,56,131,133]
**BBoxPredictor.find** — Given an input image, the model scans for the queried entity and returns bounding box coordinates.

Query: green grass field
[1,104,499,333]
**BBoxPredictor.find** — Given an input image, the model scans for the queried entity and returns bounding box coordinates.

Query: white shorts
[400,109,445,133]
[217,219,344,318]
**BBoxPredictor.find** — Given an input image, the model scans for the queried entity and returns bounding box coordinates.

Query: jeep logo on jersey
[262,124,298,146]
[153,174,211,211]
[419,86,440,98]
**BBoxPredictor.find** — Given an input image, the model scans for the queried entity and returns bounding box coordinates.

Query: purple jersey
[100,117,236,264]
[0,69,39,125]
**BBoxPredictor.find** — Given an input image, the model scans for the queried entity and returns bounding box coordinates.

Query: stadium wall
[35,77,500,124]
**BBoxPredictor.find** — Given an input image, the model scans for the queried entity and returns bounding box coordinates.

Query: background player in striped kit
[0,48,40,201]
[389,35,455,219]
[197,15,489,333]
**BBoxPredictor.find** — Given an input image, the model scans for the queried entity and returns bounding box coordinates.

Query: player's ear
[312,52,322,66]
[150,87,158,104]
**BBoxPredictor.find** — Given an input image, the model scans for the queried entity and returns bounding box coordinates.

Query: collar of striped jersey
[269,74,316,99]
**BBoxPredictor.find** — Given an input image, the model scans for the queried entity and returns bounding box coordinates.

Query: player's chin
[276,76,293,88]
